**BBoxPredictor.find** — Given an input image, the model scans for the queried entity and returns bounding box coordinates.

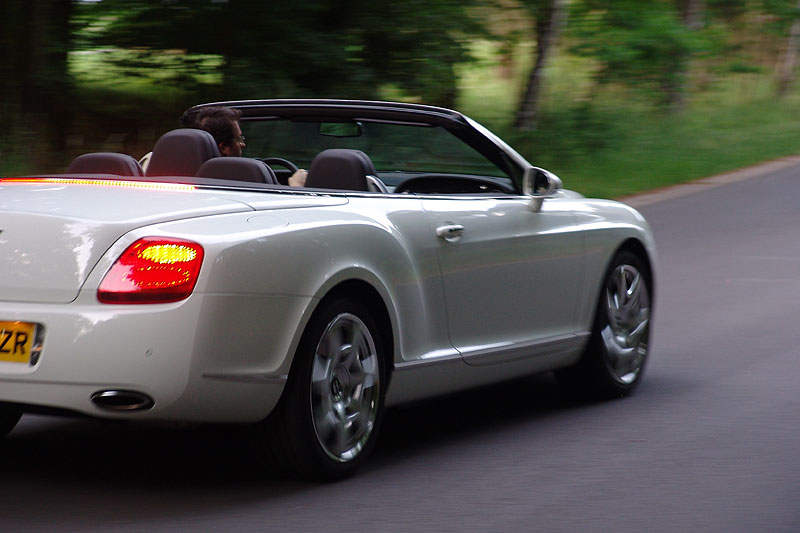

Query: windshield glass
[241,119,510,188]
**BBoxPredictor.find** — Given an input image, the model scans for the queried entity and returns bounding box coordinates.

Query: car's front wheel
[558,250,652,398]
[259,297,386,480]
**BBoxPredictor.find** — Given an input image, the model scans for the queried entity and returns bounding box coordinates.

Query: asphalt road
[3,162,800,532]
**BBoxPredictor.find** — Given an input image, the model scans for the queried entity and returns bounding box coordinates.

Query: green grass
[8,41,800,196]
[458,41,800,199]
[69,49,224,91]
[523,97,800,199]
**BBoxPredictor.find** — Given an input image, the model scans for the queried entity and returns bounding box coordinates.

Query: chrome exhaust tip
[91,390,154,411]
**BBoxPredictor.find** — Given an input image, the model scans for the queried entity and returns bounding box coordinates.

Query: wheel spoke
[616,267,629,304]
[601,261,650,385]
[626,270,640,299]
[602,326,640,379]
[622,274,642,315]
[328,421,350,457]
[345,407,369,437]
[310,311,381,463]
[318,325,344,362]
[628,317,649,346]
[311,354,332,384]
[313,409,339,446]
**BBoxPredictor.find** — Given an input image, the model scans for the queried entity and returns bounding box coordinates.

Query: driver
[180,106,307,186]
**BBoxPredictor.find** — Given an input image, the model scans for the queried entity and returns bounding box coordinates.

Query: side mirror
[523,167,562,212]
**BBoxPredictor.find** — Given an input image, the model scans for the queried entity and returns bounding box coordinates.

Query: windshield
[241,119,511,188]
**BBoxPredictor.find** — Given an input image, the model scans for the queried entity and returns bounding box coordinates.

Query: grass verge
[459,43,800,199]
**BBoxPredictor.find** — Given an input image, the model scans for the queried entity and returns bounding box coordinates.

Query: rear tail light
[98,238,204,304]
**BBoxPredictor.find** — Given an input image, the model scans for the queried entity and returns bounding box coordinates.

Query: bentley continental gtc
[0,100,655,479]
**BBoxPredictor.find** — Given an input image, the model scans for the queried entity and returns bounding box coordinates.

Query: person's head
[181,106,245,156]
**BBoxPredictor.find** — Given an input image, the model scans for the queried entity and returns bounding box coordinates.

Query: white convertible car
[0,100,654,479]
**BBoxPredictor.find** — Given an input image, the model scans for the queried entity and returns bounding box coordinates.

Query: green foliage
[569,0,703,107]
[4,0,800,197]
[761,0,800,32]
[75,0,485,106]
[0,1,74,171]
[467,92,800,199]
[707,0,749,21]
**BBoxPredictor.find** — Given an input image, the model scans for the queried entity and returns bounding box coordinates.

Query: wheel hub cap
[310,313,380,462]
[602,264,650,384]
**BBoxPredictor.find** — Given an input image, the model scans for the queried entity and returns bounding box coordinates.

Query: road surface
[2,161,799,531]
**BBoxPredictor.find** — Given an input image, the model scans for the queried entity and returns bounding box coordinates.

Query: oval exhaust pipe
[91,390,154,411]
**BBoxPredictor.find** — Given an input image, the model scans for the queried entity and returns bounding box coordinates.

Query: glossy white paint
[0,104,655,425]
[420,195,584,358]
[0,181,251,303]
[0,179,653,420]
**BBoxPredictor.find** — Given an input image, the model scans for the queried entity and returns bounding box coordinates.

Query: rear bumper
[0,291,310,423]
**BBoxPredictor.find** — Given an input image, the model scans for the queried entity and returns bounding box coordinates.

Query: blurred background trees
[3,0,800,197]
[74,0,483,106]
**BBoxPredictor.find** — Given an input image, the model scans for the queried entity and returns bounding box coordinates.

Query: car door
[420,194,585,366]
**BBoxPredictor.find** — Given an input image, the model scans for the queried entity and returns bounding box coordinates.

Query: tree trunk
[778,0,800,97]
[514,0,566,131]
[0,0,73,166]
[679,0,705,30]
[670,0,705,112]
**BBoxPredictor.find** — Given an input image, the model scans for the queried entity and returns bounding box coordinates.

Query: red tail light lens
[98,238,204,304]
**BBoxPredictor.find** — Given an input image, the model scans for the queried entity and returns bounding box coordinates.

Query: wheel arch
[258,277,394,479]
[300,278,396,388]
[581,236,656,334]
[558,236,655,398]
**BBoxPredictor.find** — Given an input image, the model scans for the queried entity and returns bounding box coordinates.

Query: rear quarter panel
[142,194,449,382]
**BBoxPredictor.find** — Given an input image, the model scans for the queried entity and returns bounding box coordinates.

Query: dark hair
[180,106,242,146]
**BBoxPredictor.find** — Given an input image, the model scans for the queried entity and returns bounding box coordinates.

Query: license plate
[0,321,37,364]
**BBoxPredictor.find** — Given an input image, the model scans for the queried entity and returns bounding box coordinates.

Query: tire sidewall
[282,297,386,480]
[591,250,652,396]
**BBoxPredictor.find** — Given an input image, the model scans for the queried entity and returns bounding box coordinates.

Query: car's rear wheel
[0,405,22,439]
[260,297,386,480]
[558,250,652,398]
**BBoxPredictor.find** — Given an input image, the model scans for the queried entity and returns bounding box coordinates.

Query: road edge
[619,155,800,208]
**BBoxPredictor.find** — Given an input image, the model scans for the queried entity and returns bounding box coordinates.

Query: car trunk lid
[0,179,253,303]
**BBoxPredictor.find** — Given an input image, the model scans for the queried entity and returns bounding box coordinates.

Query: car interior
[62,124,517,195]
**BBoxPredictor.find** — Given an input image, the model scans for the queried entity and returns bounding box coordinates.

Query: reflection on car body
[0,99,655,480]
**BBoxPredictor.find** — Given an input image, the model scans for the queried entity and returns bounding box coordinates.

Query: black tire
[558,250,652,399]
[0,405,22,439]
[258,297,386,481]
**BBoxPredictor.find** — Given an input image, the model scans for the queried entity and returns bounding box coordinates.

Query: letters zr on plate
[0,321,37,364]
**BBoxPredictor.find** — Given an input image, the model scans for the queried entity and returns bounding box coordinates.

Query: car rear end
[0,177,286,422]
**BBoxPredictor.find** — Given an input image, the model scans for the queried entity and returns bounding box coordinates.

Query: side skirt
[386,332,589,406]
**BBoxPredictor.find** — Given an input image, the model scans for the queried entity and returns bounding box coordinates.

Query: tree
[77,0,483,107]
[514,0,567,130]
[765,0,800,95]
[671,0,706,110]
[678,0,706,30]
[0,0,73,161]
[569,0,698,110]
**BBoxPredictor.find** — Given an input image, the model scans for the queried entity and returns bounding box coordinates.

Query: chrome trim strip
[394,352,464,372]
[202,372,288,384]
[393,334,589,371]
[462,332,590,366]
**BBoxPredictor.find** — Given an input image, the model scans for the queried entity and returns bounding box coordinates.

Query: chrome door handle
[436,224,465,242]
